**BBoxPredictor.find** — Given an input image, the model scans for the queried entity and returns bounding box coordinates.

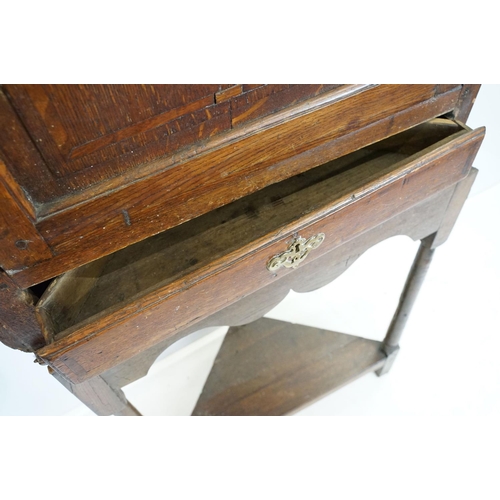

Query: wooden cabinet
[0,84,484,415]
[1,84,469,285]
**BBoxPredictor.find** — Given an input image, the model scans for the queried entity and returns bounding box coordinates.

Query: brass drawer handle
[267,233,325,272]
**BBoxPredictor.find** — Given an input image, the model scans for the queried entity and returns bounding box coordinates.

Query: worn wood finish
[101,174,471,411]
[35,121,484,382]
[5,85,466,288]
[192,318,386,416]
[376,166,480,377]
[31,85,452,244]
[215,85,243,103]
[3,84,341,188]
[62,168,476,412]
[230,84,342,125]
[1,84,342,209]
[101,183,457,390]
[375,236,436,377]
[0,152,37,220]
[32,85,359,217]
[35,119,484,384]
[454,85,481,123]
[0,89,58,214]
[103,167,477,405]
[433,167,479,247]
[0,164,53,271]
[0,270,46,351]
[36,256,111,338]
[383,234,435,351]
[38,121,471,337]
[3,85,227,183]
[436,84,461,94]
[0,85,484,416]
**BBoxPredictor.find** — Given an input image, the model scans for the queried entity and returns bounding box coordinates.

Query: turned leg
[51,370,141,416]
[376,235,435,376]
[376,168,478,376]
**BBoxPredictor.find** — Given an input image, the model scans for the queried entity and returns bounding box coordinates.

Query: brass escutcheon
[267,233,325,272]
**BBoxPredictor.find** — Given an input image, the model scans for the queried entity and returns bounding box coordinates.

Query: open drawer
[36,118,485,383]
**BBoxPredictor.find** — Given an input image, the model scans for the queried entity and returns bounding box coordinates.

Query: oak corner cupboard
[0,84,484,415]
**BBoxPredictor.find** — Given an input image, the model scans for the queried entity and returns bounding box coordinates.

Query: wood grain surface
[192,318,386,416]
[0,160,53,271]
[37,120,471,336]
[0,270,46,351]
[0,84,485,418]
[35,119,484,383]
[2,85,466,287]
[1,84,341,204]
[454,84,481,123]
[99,180,458,391]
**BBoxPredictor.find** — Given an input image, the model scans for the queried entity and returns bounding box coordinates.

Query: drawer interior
[37,119,470,340]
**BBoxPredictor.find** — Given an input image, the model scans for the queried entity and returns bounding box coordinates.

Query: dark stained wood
[0,84,346,213]
[0,270,46,351]
[242,84,264,92]
[58,168,471,413]
[33,85,358,216]
[100,182,458,390]
[37,121,474,337]
[0,150,37,219]
[376,233,443,376]
[215,85,242,103]
[35,257,111,343]
[10,85,466,288]
[79,168,473,411]
[454,84,481,123]
[192,318,386,416]
[36,150,390,336]
[0,160,53,271]
[0,88,60,210]
[0,84,484,416]
[433,167,479,247]
[37,121,463,336]
[3,85,226,179]
[34,119,484,383]
[436,84,461,94]
[35,85,436,231]
[66,95,219,161]
[230,84,342,126]
[30,85,356,217]
[380,236,435,347]
[375,171,486,376]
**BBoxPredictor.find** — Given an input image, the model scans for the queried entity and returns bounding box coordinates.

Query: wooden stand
[192,237,434,415]
[192,151,481,414]
[40,167,477,416]
[0,85,483,417]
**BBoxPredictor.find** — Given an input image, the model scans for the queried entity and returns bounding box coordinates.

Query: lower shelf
[192,317,387,416]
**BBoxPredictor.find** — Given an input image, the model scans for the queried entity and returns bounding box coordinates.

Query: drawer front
[36,121,484,383]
